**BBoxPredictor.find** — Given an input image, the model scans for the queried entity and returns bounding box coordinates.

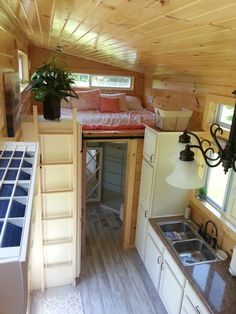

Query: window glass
[90,75,132,89]
[18,51,29,91]
[73,73,90,87]
[205,163,230,209]
[72,73,133,89]
[18,55,23,81]
[216,104,234,129]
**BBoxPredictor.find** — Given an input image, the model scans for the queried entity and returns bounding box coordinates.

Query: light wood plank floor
[79,206,167,314]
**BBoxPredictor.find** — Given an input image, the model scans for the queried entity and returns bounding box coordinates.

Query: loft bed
[61,108,155,139]
[61,89,156,140]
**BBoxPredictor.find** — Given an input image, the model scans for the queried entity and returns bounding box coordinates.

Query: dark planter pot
[43,94,61,120]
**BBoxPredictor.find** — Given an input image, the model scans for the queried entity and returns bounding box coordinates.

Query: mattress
[61,108,156,130]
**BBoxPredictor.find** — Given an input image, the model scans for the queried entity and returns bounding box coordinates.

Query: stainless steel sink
[156,220,219,266]
[159,222,196,241]
[173,239,218,266]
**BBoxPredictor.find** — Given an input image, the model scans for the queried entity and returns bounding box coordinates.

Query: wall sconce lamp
[166,90,236,189]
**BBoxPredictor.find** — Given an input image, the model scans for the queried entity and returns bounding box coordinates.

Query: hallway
[79,206,167,314]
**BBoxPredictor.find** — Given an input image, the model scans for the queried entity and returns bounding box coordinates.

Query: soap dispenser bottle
[229,245,236,276]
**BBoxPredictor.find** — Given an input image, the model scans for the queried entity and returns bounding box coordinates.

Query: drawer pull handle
[161,262,164,270]
[196,306,201,314]
[157,256,162,264]
[150,154,154,163]
[145,210,148,218]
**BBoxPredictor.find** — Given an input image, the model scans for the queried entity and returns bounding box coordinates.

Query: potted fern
[27,56,78,120]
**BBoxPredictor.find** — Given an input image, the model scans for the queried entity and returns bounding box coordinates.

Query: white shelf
[43,238,72,245]
[0,141,38,314]
[44,261,73,268]
[0,142,38,260]
[43,214,73,221]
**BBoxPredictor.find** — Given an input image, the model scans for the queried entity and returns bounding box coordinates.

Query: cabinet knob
[196,306,201,314]
[145,210,148,218]
[150,154,154,163]
[157,256,162,264]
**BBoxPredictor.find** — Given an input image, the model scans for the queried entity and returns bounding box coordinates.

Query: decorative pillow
[61,97,72,109]
[72,89,100,111]
[126,95,143,110]
[101,93,128,111]
[99,96,120,113]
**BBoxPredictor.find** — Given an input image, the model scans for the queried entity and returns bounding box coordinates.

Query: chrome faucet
[198,220,218,249]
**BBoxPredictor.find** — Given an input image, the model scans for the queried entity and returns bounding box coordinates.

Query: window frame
[200,96,236,227]
[204,161,232,213]
[216,104,234,130]
[72,73,134,90]
[18,50,29,91]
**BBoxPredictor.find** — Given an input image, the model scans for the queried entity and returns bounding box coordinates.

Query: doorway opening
[86,141,127,226]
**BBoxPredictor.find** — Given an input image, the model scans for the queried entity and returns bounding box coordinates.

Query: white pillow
[101,93,128,112]
[71,89,100,111]
[126,95,143,110]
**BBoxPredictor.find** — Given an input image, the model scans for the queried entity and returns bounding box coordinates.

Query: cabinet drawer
[184,281,210,314]
[143,127,157,164]
[147,223,165,254]
[164,249,186,287]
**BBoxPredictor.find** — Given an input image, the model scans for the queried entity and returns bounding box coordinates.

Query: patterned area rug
[87,206,122,230]
[31,284,84,314]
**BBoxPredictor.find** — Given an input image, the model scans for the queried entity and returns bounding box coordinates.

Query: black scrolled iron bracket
[233,156,236,172]
[178,90,236,174]
[181,126,224,168]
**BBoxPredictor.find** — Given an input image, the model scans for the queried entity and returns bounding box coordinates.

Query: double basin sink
[158,221,218,266]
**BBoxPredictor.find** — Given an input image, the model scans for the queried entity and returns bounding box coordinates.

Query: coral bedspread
[61,108,156,130]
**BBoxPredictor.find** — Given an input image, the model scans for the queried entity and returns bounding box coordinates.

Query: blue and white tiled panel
[0,143,35,249]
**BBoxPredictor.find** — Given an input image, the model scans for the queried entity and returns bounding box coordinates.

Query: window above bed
[72,73,133,90]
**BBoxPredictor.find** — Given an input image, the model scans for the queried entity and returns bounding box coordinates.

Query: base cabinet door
[144,233,163,289]
[143,127,157,165]
[181,295,197,314]
[135,204,148,260]
[181,282,210,314]
[136,154,154,261]
[139,158,154,211]
[159,251,185,314]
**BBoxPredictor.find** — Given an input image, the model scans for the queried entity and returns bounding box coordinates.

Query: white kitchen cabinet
[143,127,157,165]
[139,158,154,211]
[144,223,165,289]
[181,281,210,314]
[135,204,148,260]
[135,157,154,260]
[159,250,186,314]
[136,127,190,262]
[181,295,197,314]
[139,126,190,221]
[150,130,190,217]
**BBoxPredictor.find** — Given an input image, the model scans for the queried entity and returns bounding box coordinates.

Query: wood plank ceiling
[1,0,236,81]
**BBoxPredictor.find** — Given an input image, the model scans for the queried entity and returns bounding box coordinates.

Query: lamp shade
[166,159,203,189]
